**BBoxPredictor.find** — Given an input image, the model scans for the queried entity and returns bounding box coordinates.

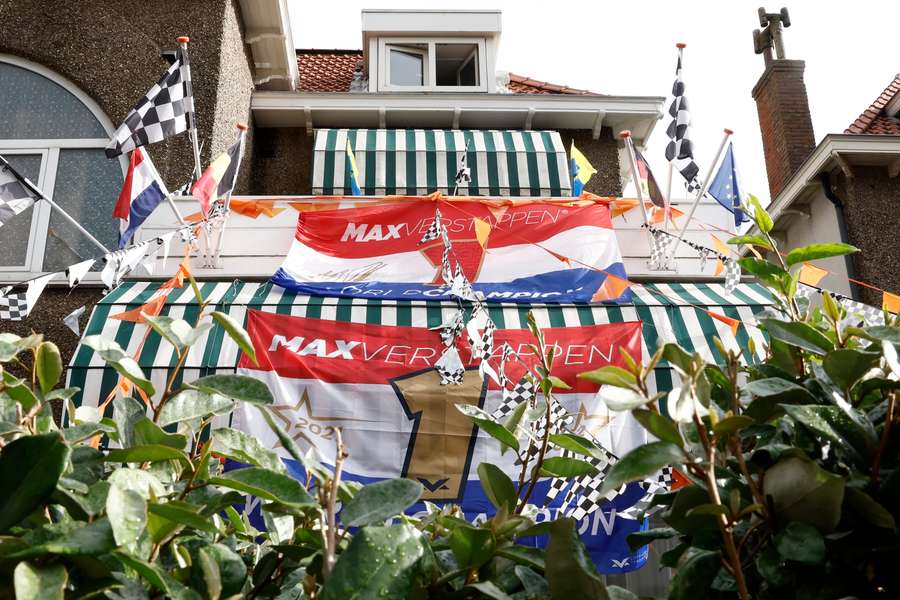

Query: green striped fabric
[312,129,572,197]
[66,281,773,416]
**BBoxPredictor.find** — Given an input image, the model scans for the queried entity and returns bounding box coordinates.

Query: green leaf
[455,404,519,451]
[749,194,773,233]
[547,375,572,390]
[843,486,896,530]
[549,432,611,460]
[195,546,222,600]
[113,396,146,448]
[785,242,859,267]
[449,525,495,569]
[712,415,755,435]
[746,378,815,403]
[598,442,683,497]
[727,234,773,250]
[686,503,729,517]
[760,318,834,356]
[546,518,610,600]
[35,342,62,395]
[148,501,221,534]
[823,348,880,390]
[190,374,274,405]
[132,417,188,450]
[477,463,518,512]
[104,444,192,469]
[514,565,550,597]
[763,456,845,532]
[466,581,514,600]
[319,525,429,600]
[775,522,825,564]
[0,433,71,533]
[340,478,423,527]
[14,562,67,600]
[607,586,639,600]
[632,409,683,445]
[781,404,865,465]
[144,314,212,350]
[738,257,786,287]
[106,478,147,547]
[662,343,693,374]
[210,427,286,473]
[597,385,650,411]
[210,467,315,506]
[106,467,166,499]
[541,456,598,478]
[212,311,257,366]
[82,335,155,397]
[668,548,722,600]
[61,422,115,443]
[496,545,546,570]
[158,389,234,427]
[199,543,247,598]
[577,365,636,388]
[9,518,116,558]
[626,527,678,551]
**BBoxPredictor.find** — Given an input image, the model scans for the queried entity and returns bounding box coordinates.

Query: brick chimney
[751,8,815,199]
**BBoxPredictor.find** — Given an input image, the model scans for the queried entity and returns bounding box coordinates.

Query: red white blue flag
[112,148,168,248]
[271,199,630,303]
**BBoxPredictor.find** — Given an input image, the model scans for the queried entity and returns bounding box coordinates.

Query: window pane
[0,154,41,267]
[436,44,479,87]
[389,48,424,86]
[43,150,122,271]
[0,62,107,139]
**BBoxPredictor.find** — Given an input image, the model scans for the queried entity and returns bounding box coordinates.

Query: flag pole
[177,36,203,182]
[667,127,733,262]
[0,155,110,255]
[619,131,651,227]
[212,123,248,267]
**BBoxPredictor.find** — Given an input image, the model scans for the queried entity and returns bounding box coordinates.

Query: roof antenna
[753,7,791,66]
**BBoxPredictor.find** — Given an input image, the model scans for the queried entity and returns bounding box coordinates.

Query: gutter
[817,172,860,300]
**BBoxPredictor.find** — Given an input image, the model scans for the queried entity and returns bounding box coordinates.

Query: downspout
[818,171,859,300]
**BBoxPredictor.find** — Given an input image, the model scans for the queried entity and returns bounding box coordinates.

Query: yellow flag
[798,263,828,287]
[474,217,491,248]
[570,142,597,186]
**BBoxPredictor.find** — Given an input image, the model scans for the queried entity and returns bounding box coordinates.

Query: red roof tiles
[845,74,900,135]
[295,50,601,95]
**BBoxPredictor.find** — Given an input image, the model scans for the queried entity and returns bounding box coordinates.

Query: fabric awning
[67,280,773,414]
[312,129,572,197]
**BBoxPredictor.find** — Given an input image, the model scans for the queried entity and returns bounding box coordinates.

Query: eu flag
[708,142,748,227]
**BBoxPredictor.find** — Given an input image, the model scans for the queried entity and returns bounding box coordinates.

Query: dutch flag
[113,148,169,248]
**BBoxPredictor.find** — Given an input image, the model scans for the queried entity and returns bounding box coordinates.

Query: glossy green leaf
[727,234,773,250]
[746,378,815,402]
[82,336,155,397]
[340,478,423,527]
[607,586,639,600]
[456,404,519,451]
[749,194,773,233]
[210,427,286,473]
[843,486,896,530]
[104,444,191,469]
[200,543,247,598]
[737,258,786,287]
[0,433,71,533]
[132,417,187,450]
[549,432,611,460]
[477,463,518,512]
[35,342,62,394]
[668,548,722,600]
[61,422,115,443]
[763,456,845,532]
[210,467,315,506]
[148,501,220,534]
[450,525,495,568]
[686,503,729,517]
[8,518,116,558]
[496,545,546,570]
[626,527,678,551]
[106,478,147,547]
[14,562,66,600]
[759,318,834,356]
[577,365,636,388]
[546,518,610,600]
[195,546,222,600]
[540,456,598,478]
[712,415,755,435]
[598,442,683,497]
[632,409,683,445]
[823,348,880,390]
[781,404,865,465]
[212,311,257,366]
[144,314,211,351]
[775,522,825,564]
[784,242,859,267]
[113,396,146,448]
[158,389,234,427]
[662,343,694,374]
[514,565,550,597]
[466,581,514,600]
[190,374,274,405]
[597,385,650,411]
[106,468,166,499]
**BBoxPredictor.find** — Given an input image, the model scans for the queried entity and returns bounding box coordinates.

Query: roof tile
[845,74,900,135]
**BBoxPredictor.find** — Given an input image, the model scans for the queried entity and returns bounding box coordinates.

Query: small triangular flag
[25,273,56,313]
[110,294,166,323]
[158,231,176,270]
[704,309,740,336]
[798,263,828,287]
[63,305,86,336]
[591,273,631,302]
[66,259,95,288]
[545,248,571,266]
[474,217,491,248]
[884,291,900,314]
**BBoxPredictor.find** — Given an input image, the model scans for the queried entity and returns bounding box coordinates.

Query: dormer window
[378,38,487,92]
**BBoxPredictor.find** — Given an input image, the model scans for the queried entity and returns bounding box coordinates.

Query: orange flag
[798,263,828,287]
[473,217,492,248]
[110,294,167,324]
[544,248,571,266]
[711,234,731,276]
[160,250,192,290]
[704,309,740,336]
[591,273,631,302]
[884,291,900,314]
[230,199,286,218]
[646,204,685,224]
[611,198,639,218]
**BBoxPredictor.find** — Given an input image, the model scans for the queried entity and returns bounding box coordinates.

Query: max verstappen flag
[234,310,653,572]
[271,199,630,304]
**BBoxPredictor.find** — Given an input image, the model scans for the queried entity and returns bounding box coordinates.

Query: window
[0,55,124,280]
[378,38,487,92]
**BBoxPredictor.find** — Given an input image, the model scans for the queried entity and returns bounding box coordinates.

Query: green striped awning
[312,129,572,197]
[67,281,773,415]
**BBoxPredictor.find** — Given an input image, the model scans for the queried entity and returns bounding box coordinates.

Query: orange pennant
[798,263,828,287]
[884,291,900,314]
[715,258,725,277]
[704,310,740,336]
[611,198,639,218]
[160,250,192,290]
[646,204,685,224]
[545,248,571,266]
[711,234,731,257]
[591,273,631,302]
[473,217,492,248]
[671,468,691,490]
[110,294,166,324]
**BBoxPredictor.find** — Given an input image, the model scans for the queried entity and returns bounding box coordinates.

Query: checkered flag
[419,208,443,244]
[0,291,28,321]
[433,308,465,347]
[453,141,471,194]
[435,346,465,385]
[723,258,741,294]
[492,375,537,421]
[839,296,885,326]
[0,155,39,228]
[664,46,701,192]
[497,343,515,387]
[648,229,673,270]
[106,46,195,158]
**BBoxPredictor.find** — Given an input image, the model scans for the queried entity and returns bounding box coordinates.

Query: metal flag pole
[177,36,203,182]
[664,162,674,233]
[619,131,651,227]
[667,127,733,262]
[213,122,248,267]
[0,154,110,254]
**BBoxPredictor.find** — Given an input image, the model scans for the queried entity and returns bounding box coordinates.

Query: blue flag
[708,142,748,227]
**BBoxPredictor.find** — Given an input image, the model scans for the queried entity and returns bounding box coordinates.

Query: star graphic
[571,402,615,437]
[270,388,377,450]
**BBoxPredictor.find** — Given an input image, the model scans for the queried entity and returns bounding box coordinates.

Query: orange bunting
[545,248,571,266]
[704,310,740,336]
[611,198,639,218]
[646,204,685,224]
[715,258,725,277]
[711,234,731,257]
[884,291,900,314]
[591,273,631,302]
[110,294,167,324]
[798,263,828,287]
[473,217,492,248]
[230,199,286,219]
[671,468,691,490]
[160,250,192,290]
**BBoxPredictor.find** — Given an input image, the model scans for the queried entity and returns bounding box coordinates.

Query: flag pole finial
[176,36,190,44]
[724,128,734,135]
[236,122,248,131]
[618,130,632,139]
[676,42,686,49]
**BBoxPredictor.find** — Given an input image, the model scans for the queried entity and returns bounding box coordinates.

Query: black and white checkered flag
[839,296,885,326]
[664,47,701,191]
[419,208,443,244]
[106,47,195,158]
[492,375,537,421]
[453,142,471,194]
[723,258,741,294]
[0,291,28,321]
[0,155,39,228]
[497,343,515,388]
[435,345,465,385]
[648,229,673,270]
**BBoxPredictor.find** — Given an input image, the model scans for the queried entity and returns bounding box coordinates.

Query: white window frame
[0,54,126,283]
[377,37,487,92]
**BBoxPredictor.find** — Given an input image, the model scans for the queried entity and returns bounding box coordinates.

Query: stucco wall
[557,128,622,197]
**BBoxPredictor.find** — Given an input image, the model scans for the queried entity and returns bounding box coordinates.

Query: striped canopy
[312,129,572,197]
[67,281,773,415]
